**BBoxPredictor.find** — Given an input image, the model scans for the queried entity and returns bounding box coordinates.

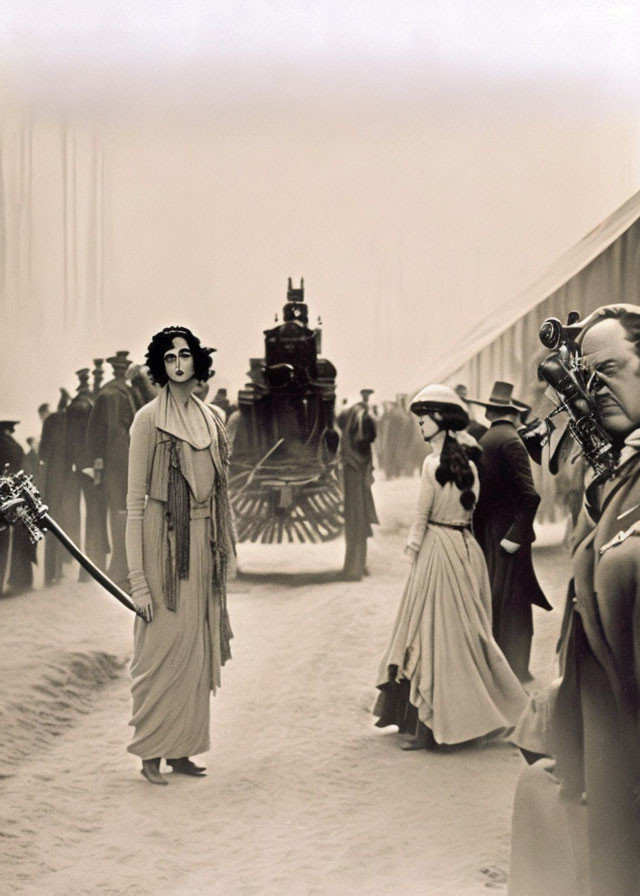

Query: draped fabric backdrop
[2,1,640,442]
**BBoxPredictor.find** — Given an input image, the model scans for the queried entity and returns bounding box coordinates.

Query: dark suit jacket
[552,451,640,896]
[474,420,551,611]
[87,377,137,506]
[474,420,540,546]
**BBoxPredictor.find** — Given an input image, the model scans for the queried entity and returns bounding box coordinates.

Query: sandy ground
[0,477,568,896]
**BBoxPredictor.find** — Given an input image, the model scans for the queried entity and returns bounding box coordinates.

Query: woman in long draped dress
[374,384,527,749]
[126,326,234,784]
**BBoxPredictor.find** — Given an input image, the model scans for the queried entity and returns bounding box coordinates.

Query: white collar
[618,427,640,467]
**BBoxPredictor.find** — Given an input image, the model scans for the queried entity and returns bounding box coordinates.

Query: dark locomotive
[229,278,343,542]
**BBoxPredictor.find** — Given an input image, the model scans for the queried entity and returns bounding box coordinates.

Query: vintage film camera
[519,312,619,479]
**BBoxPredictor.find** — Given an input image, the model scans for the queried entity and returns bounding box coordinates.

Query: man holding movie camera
[510,304,640,896]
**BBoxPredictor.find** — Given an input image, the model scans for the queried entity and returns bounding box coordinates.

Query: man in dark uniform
[64,368,108,581]
[39,391,73,586]
[337,389,379,581]
[86,350,137,590]
[211,387,231,421]
[376,398,407,479]
[0,420,35,595]
[23,437,41,487]
[470,381,552,682]
[91,359,105,397]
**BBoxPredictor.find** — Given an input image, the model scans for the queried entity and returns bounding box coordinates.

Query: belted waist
[190,502,211,520]
[430,520,471,532]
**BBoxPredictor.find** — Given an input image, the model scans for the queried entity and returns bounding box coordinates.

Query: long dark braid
[435,433,479,510]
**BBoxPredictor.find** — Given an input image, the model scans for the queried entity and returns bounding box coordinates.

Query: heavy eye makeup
[164,348,192,364]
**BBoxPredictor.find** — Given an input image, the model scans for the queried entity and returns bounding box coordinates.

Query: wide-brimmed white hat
[409,384,467,417]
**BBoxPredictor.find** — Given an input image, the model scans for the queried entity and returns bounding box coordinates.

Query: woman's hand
[404,544,419,562]
[131,586,153,623]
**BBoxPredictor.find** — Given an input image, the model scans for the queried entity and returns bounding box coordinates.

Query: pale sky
[4,1,639,72]
[4,0,640,106]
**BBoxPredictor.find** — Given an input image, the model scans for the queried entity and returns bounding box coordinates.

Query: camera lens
[539,318,563,350]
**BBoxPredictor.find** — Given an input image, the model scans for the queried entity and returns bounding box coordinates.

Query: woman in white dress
[373,384,527,749]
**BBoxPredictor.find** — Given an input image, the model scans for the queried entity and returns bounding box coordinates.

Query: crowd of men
[0,356,435,596]
[0,353,233,597]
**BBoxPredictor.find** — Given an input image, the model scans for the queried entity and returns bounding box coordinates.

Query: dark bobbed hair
[410,400,469,432]
[145,326,215,387]
[579,305,640,360]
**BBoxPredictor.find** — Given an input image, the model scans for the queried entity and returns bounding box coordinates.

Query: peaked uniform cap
[106,350,132,367]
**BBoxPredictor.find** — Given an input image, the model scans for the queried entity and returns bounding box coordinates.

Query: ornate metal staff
[0,467,148,620]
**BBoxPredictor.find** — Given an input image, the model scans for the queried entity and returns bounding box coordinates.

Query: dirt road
[0,478,567,895]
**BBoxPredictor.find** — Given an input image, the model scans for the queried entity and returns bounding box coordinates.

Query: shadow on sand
[235,568,345,587]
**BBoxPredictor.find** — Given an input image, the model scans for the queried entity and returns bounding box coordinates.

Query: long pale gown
[374,445,527,745]
[126,392,231,760]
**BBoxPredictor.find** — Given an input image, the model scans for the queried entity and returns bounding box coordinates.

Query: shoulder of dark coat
[480,421,513,445]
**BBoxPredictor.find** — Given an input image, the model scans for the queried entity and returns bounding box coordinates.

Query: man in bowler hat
[470,381,551,682]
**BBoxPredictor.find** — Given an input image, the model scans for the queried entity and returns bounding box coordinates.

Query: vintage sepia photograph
[2,2,640,894]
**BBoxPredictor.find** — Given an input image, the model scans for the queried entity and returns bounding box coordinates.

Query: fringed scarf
[160,395,236,670]
[165,436,191,611]
[209,411,234,666]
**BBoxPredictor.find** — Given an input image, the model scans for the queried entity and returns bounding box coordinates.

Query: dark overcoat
[473,420,551,680]
[65,389,109,572]
[552,451,640,896]
[39,410,73,584]
[87,377,137,510]
[337,402,379,578]
[86,377,137,585]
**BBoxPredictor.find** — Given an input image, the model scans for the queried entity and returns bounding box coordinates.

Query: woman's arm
[405,456,436,554]
[126,408,154,620]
